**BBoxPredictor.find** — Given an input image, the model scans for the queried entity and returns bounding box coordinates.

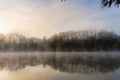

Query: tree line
[0,30,120,51]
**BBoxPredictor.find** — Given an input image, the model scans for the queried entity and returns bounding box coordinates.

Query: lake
[0,52,120,80]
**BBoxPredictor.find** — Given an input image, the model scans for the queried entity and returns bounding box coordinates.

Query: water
[0,52,120,80]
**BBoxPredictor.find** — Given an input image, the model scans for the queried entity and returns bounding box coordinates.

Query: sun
[0,19,11,34]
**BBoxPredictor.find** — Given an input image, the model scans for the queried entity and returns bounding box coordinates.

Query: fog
[0,52,120,80]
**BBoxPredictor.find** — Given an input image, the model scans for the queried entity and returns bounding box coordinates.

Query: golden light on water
[0,66,54,80]
[0,70,9,80]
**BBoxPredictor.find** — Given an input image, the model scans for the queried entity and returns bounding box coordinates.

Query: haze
[0,0,120,38]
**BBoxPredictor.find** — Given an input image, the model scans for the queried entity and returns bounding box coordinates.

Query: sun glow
[0,19,11,34]
[0,70,10,80]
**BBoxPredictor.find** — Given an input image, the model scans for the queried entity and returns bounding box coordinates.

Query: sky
[0,0,120,38]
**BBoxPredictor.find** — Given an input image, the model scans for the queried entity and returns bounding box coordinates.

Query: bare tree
[102,0,120,7]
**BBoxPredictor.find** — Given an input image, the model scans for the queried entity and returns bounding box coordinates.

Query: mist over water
[0,52,120,80]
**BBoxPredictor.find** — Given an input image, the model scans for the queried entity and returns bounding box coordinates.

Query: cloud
[0,0,120,38]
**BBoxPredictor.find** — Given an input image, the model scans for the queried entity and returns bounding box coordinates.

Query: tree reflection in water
[0,52,120,74]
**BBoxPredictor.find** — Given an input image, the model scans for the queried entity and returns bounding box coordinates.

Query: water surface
[0,52,120,80]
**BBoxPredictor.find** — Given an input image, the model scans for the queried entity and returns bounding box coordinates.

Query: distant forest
[0,30,120,52]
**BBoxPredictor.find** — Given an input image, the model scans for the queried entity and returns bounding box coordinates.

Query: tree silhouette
[102,0,120,7]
